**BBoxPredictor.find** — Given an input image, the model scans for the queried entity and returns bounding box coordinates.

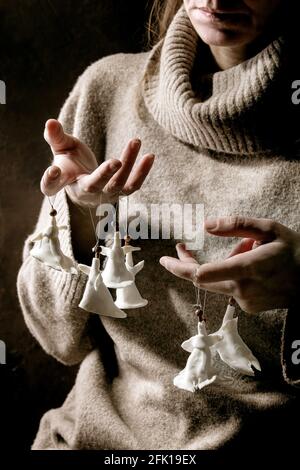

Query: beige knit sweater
[17,7,300,450]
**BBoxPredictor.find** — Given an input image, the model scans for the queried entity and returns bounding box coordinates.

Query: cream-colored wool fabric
[17,6,300,450]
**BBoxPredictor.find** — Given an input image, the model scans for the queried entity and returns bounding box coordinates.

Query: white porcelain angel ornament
[78,241,126,319]
[30,208,77,274]
[174,299,261,393]
[77,230,148,318]
[174,314,222,392]
[212,298,261,376]
[100,231,134,288]
[115,235,148,309]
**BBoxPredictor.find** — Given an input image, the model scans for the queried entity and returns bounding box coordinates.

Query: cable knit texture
[143,8,290,154]
[17,6,300,450]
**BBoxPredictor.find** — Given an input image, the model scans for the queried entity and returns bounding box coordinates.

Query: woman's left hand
[159,217,300,314]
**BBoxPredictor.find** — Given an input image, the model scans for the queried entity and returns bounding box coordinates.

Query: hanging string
[88,206,98,243]
[121,193,129,240]
[203,289,207,317]
[88,192,103,257]
[194,286,208,322]
[47,194,57,211]
[115,196,120,233]
[194,285,202,308]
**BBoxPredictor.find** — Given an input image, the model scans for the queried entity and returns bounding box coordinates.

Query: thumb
[44,119,76,154]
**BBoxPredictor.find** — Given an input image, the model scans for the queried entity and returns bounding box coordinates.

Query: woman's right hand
[41,119,155,207]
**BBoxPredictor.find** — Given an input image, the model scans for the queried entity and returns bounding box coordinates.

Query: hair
[147,0,183,47]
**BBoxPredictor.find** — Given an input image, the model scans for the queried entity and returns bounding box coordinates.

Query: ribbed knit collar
[143,6,288,155]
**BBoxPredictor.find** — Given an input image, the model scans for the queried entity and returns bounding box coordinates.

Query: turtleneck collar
[143,5,290,155]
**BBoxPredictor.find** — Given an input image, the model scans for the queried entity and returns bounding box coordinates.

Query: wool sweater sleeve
[17,60,111,365]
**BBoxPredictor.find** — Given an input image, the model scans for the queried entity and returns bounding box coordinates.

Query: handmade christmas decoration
[174,318,222,392]
[115,235,148,309]
[212,297,261,376]
[30,205,77,274]
[32,190,260,389]
[77,195,147,318]
[78,245,126,318]
[173,291,261,393]
[100,231,135,288]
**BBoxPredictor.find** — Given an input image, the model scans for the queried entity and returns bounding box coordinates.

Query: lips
[192,7,249,25]
[199,7,248,15]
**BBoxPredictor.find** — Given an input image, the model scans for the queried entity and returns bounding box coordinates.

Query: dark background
[0,0,150,449]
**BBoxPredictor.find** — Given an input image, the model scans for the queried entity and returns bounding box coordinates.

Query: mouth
[193,7,250,25]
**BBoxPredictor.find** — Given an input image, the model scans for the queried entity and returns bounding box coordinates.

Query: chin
[194,26,253,48]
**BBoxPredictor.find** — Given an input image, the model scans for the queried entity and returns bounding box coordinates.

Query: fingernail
[205,218,217,230]
[132,138,141,147]
[48,167,60,178]
[110,160,121,170]
[176,242,185,249]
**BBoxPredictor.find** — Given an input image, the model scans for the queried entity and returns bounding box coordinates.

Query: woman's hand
[41,119,155,207]
[159,217,300,314]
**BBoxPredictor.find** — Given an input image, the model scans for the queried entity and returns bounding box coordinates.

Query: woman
[17,0,300,450]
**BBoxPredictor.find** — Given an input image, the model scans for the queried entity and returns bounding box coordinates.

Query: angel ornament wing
[212,299,261,376]
[78,257,126,318]
[30,211,77,274]
[174,321,222,393]
[115,240,148,309]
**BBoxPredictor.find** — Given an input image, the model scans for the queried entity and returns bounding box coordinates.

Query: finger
[227,238,255,258]
[159,256,199,282]
[198,239,283,283]
[122,154,155,194]
[77,159,122,193]
[193,252,254,284]
[205,216,280,241]
[104,139,141,194]
[40,165,63,196]
[175,243,199,264]
[159,255,234,295]
[252,240,268,249]
[44,119,76,154]
[41,153,80,195]
[194,281,235,295]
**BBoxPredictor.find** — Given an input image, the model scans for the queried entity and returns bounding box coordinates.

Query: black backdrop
[0,0,150,449]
